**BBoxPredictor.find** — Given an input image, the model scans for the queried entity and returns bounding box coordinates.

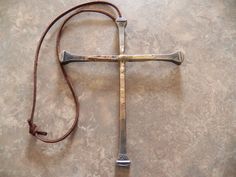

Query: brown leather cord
[28,1,121,143]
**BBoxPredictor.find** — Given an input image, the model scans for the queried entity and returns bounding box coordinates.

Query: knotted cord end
[27,120,47,136]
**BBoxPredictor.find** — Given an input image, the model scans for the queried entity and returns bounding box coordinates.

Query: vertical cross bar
[116,17,131,167]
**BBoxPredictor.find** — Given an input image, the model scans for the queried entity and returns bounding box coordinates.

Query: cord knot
[27,120,47,136]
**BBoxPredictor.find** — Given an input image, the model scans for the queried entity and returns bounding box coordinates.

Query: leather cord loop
[28,1,121,143]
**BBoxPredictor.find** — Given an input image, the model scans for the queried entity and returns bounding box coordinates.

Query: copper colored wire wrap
[28,1,121,143]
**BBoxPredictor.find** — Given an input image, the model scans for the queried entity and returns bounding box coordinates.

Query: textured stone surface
[0,0,236,177]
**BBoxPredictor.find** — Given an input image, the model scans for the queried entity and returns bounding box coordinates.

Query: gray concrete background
[0,0,236,177]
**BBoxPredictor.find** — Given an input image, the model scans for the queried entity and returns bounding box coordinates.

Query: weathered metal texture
[61,16,184,167]
[116,17,131,167]
[61,51,184,64]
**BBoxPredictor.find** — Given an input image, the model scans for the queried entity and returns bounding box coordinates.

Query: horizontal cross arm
[61,50,184,65]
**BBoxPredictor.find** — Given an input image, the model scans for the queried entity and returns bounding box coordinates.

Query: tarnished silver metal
[115,17,131,167]
[61,16,184,167]
[61,51,184,65]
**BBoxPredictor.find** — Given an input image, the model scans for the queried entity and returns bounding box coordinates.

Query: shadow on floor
[115,166,130,177]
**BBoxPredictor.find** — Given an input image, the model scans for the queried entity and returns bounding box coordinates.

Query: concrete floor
[0,0,236,177]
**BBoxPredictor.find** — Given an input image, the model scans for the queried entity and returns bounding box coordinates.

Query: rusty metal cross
[61,17,184,167]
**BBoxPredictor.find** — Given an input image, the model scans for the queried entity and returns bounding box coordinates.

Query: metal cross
[61,17,184,167]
